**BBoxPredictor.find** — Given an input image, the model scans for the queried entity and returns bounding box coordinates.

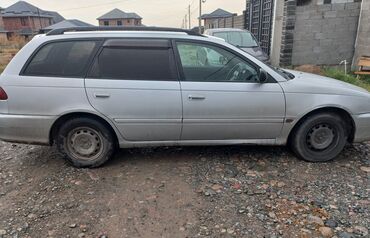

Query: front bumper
[353,113,370,143]
[0,114,55,145]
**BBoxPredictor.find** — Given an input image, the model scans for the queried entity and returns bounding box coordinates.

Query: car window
[214,31,259,48]
[212,32,229,42]
[89,47,177,81]
[176,42,258,82]
[24,41,99,77]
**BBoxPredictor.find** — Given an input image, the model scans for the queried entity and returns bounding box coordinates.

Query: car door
[85,39,182,141]
[175,41,285,141]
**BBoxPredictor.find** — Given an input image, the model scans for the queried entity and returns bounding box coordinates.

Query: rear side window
[23,41,99,78]
[89,47,177,81]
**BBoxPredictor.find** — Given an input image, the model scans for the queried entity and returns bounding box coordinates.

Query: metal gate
[245,0,274,55]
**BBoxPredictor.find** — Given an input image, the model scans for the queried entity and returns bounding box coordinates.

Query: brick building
[0,7,7,41]
[200,8,238,30]
[0,1,64,39]
[97,8,142,27]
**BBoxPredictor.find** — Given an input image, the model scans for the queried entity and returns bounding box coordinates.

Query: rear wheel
[291,113,348,162]
[56,118,115,168]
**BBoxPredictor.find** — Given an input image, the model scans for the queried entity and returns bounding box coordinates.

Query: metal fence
[245,0,274,55]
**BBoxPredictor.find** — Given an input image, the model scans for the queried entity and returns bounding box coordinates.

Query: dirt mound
[294,65,323,75]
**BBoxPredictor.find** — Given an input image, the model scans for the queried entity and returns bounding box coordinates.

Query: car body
[0,27,369,167]
[204,28,270,63]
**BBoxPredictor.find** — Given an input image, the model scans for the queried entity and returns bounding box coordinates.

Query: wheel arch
[49,112,119,146]
[287,107,356,145]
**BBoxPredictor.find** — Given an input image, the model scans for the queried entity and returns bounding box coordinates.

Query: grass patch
[323,67,370,91]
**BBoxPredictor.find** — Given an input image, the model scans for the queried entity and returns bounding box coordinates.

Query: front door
[175,41,285,140]
[85,39,182,141]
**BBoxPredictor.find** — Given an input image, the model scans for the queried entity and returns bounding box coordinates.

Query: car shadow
[16,142,366,169]
[106,145,293,167]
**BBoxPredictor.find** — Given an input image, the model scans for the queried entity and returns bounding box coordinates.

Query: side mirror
[258,68,268,83]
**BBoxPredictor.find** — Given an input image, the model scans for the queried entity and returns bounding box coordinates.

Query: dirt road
[0,141,369,238]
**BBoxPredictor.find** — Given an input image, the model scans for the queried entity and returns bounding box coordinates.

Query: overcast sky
[1,0,246,27]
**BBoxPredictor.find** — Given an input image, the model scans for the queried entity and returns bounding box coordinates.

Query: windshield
[214,31,259,48]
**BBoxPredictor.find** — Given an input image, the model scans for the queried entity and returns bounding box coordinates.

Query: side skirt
[119,139,285,148]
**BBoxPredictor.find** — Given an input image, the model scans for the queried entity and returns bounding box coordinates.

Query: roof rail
[46,26,203,37]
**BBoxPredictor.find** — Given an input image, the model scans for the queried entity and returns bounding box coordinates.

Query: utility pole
[199,0,206,33]
[37,7,42,30]
[185,14,188,30]
[188,5,191,29]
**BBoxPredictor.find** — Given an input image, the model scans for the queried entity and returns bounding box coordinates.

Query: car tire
[56,117,115,168]
[291,113,348,162]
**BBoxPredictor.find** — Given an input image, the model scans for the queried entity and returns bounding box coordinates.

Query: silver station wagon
[0,27,369,168]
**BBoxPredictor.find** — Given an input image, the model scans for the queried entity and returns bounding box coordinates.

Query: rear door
[175,40,285,141]
[85,39,182,141]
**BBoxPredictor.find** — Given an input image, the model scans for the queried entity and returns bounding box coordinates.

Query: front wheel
[56,118,115,168]
[290,113,348,162]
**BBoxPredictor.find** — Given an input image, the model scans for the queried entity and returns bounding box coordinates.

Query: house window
[20,17,27,26]
[104,21,109,26]
[323,0,332,4]
[127,19,131,24]
[117,20,122,26]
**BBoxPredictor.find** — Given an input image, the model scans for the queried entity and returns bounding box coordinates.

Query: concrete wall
[279,0,297,66]
[352,0,370,69]
[204,15,244,30]
[270,0,284,66]
[230,15,245,29]
[291,1,361,65]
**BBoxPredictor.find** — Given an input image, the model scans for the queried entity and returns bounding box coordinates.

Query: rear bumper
[0,113,55,145]
[353,113,370,143]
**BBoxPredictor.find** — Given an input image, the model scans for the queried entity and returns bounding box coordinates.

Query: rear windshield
[214,31,259,48]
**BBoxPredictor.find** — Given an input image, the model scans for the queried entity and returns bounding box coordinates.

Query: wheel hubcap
[307,124,335,150]
[67,127,103,161]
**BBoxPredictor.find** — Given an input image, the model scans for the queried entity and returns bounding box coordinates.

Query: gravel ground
[0,141,369,238]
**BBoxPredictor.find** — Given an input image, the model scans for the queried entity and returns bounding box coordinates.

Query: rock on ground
[0,141,369,237]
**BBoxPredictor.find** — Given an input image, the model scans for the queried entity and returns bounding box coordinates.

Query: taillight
[0,87,8,100]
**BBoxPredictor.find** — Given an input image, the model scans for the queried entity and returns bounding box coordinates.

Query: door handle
[94,93,110,98]
[188,95,206,100]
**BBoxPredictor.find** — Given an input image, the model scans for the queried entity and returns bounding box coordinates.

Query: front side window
[89,47,177,81]
[104,21,109,26]
[176,42,258,82]
[117,20,122,26]
[23,41,99,77]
